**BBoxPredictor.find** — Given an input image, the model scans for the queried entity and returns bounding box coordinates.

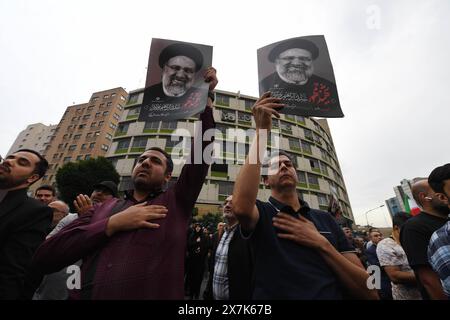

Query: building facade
[36,87,128,187]
[106,89,354,223]
[7,123,57,156]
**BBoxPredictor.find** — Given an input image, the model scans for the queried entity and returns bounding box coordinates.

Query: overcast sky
[1,0,449,227]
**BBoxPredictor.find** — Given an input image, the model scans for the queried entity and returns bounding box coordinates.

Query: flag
[403,194,421,216]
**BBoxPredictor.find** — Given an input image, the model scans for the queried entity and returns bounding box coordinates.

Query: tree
[195,212,223,232]
[55,157,120,211]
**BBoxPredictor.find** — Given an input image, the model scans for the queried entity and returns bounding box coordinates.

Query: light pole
[364,204,385,227]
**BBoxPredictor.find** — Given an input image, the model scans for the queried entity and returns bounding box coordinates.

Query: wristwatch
[208,91,215,102]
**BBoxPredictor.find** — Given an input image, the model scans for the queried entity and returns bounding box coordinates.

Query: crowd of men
[1,66,450,300]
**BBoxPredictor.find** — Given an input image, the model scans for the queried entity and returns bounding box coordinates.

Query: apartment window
[288,138,301,151]
[111,93,116,98]
[280,121,292,134]
[117,139,130,150]
[63,157,71,163]
[103,95,109,99]
[304,128,313,141]
[103,111,109,116]
[99,103,105,108]
[71,117,77,121]
[86,132,93,138]
[301,140,312,154]
[58,143,64,149]
[98,121,104,127]
[320,162,329,175]
[76,155,83,161]
[91,96,99,102]
[68,145,77,151]
[107,102,112,107]
[94,131,100,136]
[89,142,95,149]
[144,121,159,130]
[90,122,97,128]
[315,193,327,207]
[272,119,279,129]
[296,115,305,123]
[117,104,123,111]
[109,122,116,130]
[244,99,254,109]
[218,181,234,196]
[83,115,90,120]
[81,144,87,150]
[106,133,113,140]
[221,109,236,123]
[87,106,94,112]
[113,113,120,120]
[78,124,86,129]
[308,173,319,185]
[52,153,59,159]
[85,154,91,160]
[95,112,101,118]
[118,123,129,133]
[216,94,230,106]
[297,171,307,184]
[160,121,177,130]
[128,107,140,115]
[120,95,126,101]
[101,144,109,151]
[128,93,139,104]
[132,137,148,149]
[74,134,81,140]
[211,163,228,178]
[308,158,320,171]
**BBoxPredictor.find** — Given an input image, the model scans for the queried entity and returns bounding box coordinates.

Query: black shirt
[245,197,355,299]
[400,211,449,299]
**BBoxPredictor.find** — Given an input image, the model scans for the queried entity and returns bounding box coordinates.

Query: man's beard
[278,65,313,84]
[162,75,191,97]
[432,201,450,216]
[132,175,164,193]
[0,174,28,189]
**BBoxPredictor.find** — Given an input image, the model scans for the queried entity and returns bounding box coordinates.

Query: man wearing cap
[260,38,340,112]
[143,42,206,105]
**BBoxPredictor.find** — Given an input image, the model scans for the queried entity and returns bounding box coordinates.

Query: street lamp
[365,204,385,227]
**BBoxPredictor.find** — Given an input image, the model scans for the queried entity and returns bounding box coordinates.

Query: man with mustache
[31,68,218,299]
[0,149,52,299]
[142,43,208,111]
[260,38,341,115]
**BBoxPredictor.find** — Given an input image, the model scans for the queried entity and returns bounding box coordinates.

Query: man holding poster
[140,39,213,122]
[258,35,344,118]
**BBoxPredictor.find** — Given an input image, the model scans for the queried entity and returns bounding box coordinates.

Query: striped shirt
[212,224,237,300]
[428,221,450,297]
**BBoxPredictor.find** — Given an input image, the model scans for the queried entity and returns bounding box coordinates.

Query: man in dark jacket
[204,195,253,300]
[0,149,52,299]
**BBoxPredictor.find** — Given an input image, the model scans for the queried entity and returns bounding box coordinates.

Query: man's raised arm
[233,92,283,231]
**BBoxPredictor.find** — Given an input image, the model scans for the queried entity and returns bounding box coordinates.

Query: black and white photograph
[139,38,213,122]
[258,35,344,118]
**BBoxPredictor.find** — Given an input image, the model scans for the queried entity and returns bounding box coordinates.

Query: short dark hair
[143,147,174,174]
[428,163,450,194]
[35,184,56,196]
[392,212,410,229]
[15,149,49,179]
[159,43,204,72]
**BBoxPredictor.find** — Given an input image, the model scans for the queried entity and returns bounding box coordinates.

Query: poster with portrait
[139,38,213,122]
[258,35,344,118]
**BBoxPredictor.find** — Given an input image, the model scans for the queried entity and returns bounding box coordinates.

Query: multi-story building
[385,197,402,218]
[6,123,57,156]
[388,177,423,216]
[106,89,354,224]
[37,87,128,187]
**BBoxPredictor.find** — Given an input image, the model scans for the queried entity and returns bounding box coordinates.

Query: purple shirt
[32,108,215,299]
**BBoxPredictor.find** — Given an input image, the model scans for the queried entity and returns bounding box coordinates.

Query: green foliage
[55,157,120,211]
[194,212,223,231]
